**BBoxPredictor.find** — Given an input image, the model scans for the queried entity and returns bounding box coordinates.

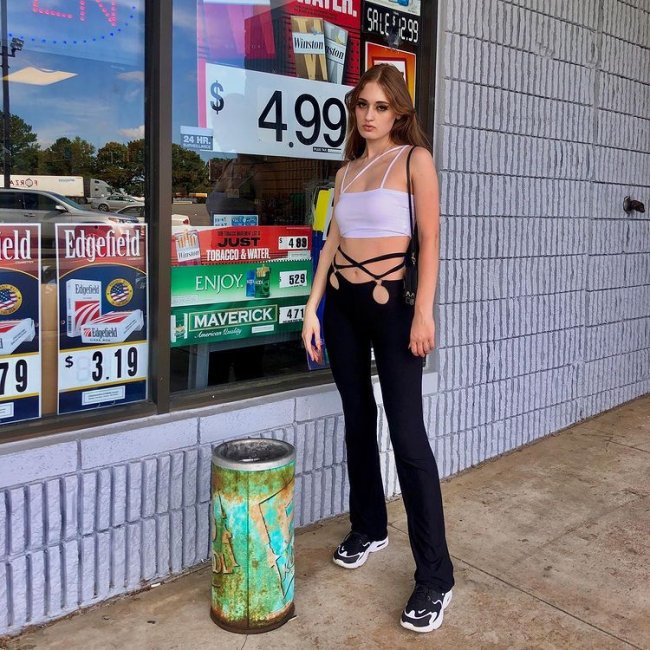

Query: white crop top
[336,145,412,239]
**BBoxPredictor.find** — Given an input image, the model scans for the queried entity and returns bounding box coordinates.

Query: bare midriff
[335,235,410,284]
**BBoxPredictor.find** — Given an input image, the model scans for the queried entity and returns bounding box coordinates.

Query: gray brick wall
[1,0,649,637]
[437,0,650,433]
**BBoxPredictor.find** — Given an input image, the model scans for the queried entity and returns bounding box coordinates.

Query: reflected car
[91,194,141,211]
[0,188,139,266]
[0,188,137,235]
[116,203,191,226]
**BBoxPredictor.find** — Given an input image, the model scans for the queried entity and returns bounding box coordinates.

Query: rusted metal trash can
[211,438,295,633]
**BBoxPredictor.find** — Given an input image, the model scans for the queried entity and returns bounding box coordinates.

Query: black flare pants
[324,272,454,591]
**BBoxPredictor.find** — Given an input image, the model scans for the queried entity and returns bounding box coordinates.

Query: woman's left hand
[409,312,436,357]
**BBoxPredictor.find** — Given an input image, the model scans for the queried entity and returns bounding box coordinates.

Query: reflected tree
[96,141,130,190]
[0,114,40,174]
[40,136,95,176]
[125,139,145,195]
[172,144,210,196]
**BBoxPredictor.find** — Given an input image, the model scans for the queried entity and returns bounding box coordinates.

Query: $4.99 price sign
[205,64,350,160]
[59,342,148,393]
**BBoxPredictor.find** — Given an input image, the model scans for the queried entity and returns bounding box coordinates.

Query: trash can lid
[213,438,295,471]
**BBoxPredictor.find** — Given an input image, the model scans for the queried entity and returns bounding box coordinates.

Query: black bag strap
[406,146,418,264]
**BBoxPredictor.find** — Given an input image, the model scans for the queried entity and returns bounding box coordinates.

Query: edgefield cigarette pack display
[66,279,101,337]
[80,310,144,344]
[0,318,36,355]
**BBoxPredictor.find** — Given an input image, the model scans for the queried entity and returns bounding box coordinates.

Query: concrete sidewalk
[4,396,649,650]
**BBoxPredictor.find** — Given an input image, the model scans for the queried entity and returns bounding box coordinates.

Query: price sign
[58,342,148,392]
[279,270,308,289]
[56,223,148,414]
[0,224,41,424]
[205,64,350,160]
[278,236,310,251]
[0,354,39,400]
[279,305,306,324]
[363,3,421,45]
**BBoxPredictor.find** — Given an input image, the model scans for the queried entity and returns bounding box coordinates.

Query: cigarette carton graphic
[324,21,348,84]
[0,318,36,355]
[291,16,328,81]
[173,229,201,264]
[66,279,101,337]
[80,309,144,344]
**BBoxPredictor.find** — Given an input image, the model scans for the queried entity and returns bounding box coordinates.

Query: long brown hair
[343,64,430,161]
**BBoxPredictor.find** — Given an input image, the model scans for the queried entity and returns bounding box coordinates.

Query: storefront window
[0,2,147,425]
[171,0,423,392]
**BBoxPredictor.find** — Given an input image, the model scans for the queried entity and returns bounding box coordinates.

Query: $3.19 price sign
[58,342,148,392]
[206,64,350,160]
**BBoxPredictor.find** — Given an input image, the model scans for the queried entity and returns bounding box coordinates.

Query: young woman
[302,64,454,633]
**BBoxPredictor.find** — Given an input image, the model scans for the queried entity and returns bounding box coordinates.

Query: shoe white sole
[400,589,453,633]
[332,537,389,569]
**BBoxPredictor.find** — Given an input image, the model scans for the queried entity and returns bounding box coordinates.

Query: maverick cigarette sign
[0,225,41,425]
[171,225,311,345]
[56,224,148,414]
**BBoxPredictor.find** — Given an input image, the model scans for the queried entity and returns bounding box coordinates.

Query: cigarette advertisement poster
[56,224,148,414]
[188,0,362,159]
[171,225,312,346]
[0,225,41,425]
[365,41,416,103]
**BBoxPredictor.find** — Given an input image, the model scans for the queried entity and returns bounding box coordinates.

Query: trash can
[211,438,296,633]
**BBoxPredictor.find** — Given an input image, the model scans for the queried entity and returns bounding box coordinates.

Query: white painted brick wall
[1,0,649,637]
[437,0,650,464]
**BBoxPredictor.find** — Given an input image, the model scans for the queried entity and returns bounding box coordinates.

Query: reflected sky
[4,1,145,148]
[8,1,143,64]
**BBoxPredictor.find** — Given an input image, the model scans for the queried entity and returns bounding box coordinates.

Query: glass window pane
[171,0,365,392]
[0,3,148,425]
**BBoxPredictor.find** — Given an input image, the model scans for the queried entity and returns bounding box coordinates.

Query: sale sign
[195,0,362,153]
[171,225,312,345]
[362,2,421,45]
[56,224,148,414]
[171,260,312,307]
[172,226,311,265]
[172,298,307,345]
[205,65,349,159]
[0,225,41,425]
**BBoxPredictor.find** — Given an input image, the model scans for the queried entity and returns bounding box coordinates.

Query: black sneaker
[332,531,389,569]
[400,584,452,632]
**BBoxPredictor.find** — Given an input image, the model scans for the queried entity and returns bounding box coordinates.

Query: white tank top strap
[380,145,410,188]
[341,145,403,193]
[341,161,352,191]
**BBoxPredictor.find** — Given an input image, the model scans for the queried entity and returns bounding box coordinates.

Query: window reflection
[170,0,355,392]
[2,3,145,199]
[0,2,147,424]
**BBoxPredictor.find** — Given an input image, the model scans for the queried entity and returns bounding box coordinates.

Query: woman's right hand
[302,308,323,364]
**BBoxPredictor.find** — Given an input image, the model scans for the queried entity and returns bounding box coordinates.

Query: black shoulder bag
[403,146,418,306]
